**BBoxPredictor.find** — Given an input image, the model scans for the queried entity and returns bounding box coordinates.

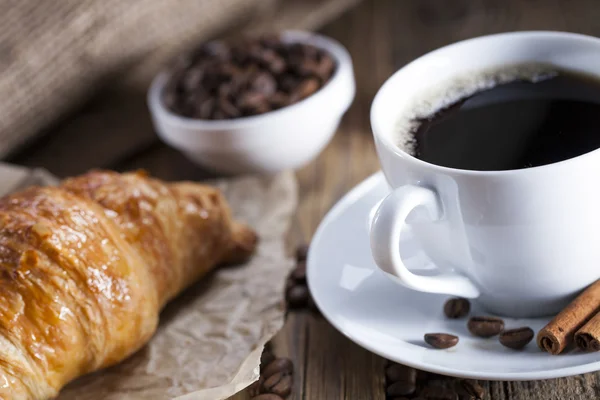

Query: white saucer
[307,172,600,381]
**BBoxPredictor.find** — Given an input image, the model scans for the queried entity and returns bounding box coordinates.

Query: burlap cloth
[0,0,360,158]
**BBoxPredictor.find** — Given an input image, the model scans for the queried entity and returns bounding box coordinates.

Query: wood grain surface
[10,0,600,398]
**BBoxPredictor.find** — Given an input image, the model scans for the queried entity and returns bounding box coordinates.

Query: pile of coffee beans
[384,361,486,400]
[248,342,294,399]
[285,244,318,312]
[423,297,535,350]
[162,35,336,120]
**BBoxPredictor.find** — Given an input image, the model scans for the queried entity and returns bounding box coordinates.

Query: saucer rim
[306,171,600,381]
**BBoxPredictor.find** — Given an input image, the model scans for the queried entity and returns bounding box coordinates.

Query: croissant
[0,170,257,399]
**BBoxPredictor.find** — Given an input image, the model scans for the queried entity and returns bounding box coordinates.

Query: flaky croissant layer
[0,170,257,399]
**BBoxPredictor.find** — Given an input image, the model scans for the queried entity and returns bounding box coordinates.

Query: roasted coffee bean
[218,82,235,99]
[301,43,320,60]
[163,91,178,110]
[269,92,289,109]
[286,285,309,308]
[182,67,204,91]
[197,98,215,119]
[419,386,459,400]
[212,110,227,120]
[315,56,336,81]
[285,276,295,292]
[264,341,273,353]
[260,351,275,372]
[385,363,417,383]
[424,333,459,349]
[238,92,268,111]
[203,41,230,60]
[257,49,287,74]
[218,98,241,118]
[468,316,505,338]
[306,293,319,313]
[290,261,306,283]
[426,372,448,381]
[443,298,471,319]
[252,72,277,96]
[295,59,320,77]
[499,327,534,350]
[455,380,485,400]
[386,381,416,397]
[251,393,284,400]
[247,378,263,397]
[416,369,430,383]
[263,371,292,397]
[262,357,293,378]
[296,244,309,261]
[279,74,300,93]
[291,78,320,102]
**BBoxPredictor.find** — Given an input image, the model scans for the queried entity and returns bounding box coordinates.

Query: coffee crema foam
[394,63,559,156]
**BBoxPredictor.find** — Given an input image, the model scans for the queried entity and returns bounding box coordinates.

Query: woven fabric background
[0,0,359,158]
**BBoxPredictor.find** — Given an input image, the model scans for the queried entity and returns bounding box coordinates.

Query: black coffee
[410,68,600,170]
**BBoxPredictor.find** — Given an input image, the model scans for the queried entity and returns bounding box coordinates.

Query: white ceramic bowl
[148,30,355,175]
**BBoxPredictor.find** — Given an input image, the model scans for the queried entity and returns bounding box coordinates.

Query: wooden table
[9,0,600,398]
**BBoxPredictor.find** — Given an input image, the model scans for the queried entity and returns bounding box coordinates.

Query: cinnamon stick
[537,279,600,355]
[575,312,600,352]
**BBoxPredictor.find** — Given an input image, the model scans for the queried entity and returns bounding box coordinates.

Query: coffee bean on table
[416,370,430,385]
[262,357,294,378]
[286,285,309,308]
[251,394,284,400]
[468,316,505,338]
[419,386,459,400]
[306,293,319,313]
[443,297,471,319]
[264,341,273,353]
[455,379,485,400]
[385,363,417,383]
[386,380,416,397]
[260,351,275,372]
[296,244,309,261]
[247,378,263,397]
[263,372,292,397]
[424,333,459,349]
[426,371,449,381]
[290,261,306,283]
[499,327,534,350]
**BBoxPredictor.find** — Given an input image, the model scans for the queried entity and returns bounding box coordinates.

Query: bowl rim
[147,30,354,130]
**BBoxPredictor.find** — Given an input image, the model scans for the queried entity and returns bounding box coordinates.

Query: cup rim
[370,30,600,177]
[148,29,353,131]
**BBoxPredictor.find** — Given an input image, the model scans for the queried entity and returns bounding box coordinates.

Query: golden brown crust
[0,170,257,399]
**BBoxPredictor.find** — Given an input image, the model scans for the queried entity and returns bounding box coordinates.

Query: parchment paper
[0,162,298,400]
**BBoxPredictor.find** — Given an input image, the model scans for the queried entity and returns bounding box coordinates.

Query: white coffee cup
[369,31,600,318]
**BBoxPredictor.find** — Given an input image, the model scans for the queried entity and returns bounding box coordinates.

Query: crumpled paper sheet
[0,162,298,400]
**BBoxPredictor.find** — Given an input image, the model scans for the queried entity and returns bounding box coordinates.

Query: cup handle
[369,185,480,298]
